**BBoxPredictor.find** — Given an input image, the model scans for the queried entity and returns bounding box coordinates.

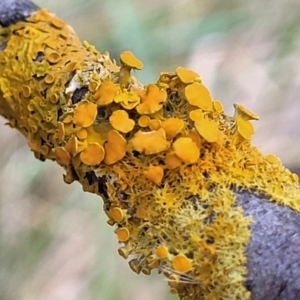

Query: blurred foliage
[1,0,300,299]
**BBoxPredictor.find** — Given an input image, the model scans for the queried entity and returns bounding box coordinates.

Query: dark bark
[238,192,300,300]
[0,0,39,26]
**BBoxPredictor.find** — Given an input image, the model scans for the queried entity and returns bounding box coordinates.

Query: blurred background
[1,0,300,299]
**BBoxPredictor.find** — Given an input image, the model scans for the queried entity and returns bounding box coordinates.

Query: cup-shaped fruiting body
[175,66,201,101]
[136,84,167,114]
[143,165,164,184]
[185,82,213,111]
[104,130,127,165]
[173,137,200,164]
[119,51,143,87]
[131,128,169,155]
[109,110,135,133]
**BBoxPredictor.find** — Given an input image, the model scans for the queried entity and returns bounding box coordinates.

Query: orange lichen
[111,207,125,223]
[164,153,182,169]
[120,51,143,70]
[56,122,65,142]
[2,9,300,300]
[149,119,161,131]
[161,118,184,139]
[109,110,135,133]
[80,143,105,165]
[195,118,220,143]
[114,90,140,109]
[117,227,130,242]
[173,137,200,164]
[136,84,167,114]
[93,81,119,106]
[187,130,202,149]
[77,128,88,140]
[73,101,97,127]
[54,147,70,166]
[189,109,203,122]
[184,82,213,111]
[47,51,61,63]
[88,81,98,92]
[176,67,200,84]
[155,245,169,259]
[185,82,213,111]
[172,254,192,273]
[144,165,164,184]
[131,128,169,154]
[65,136,78,155]
[104,130,127,165]
[44,74,55,84]
[119,51,143,87]
[138,115,150,127]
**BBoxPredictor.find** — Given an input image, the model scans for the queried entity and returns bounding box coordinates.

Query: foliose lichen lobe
[1,9,300,300]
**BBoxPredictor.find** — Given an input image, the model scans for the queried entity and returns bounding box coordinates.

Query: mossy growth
[0,8,300,300]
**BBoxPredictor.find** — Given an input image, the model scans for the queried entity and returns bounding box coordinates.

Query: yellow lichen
[234,103,259,121]
[236,118,254,140]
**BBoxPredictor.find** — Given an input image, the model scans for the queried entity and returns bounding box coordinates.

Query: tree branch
[1,1,300,299]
